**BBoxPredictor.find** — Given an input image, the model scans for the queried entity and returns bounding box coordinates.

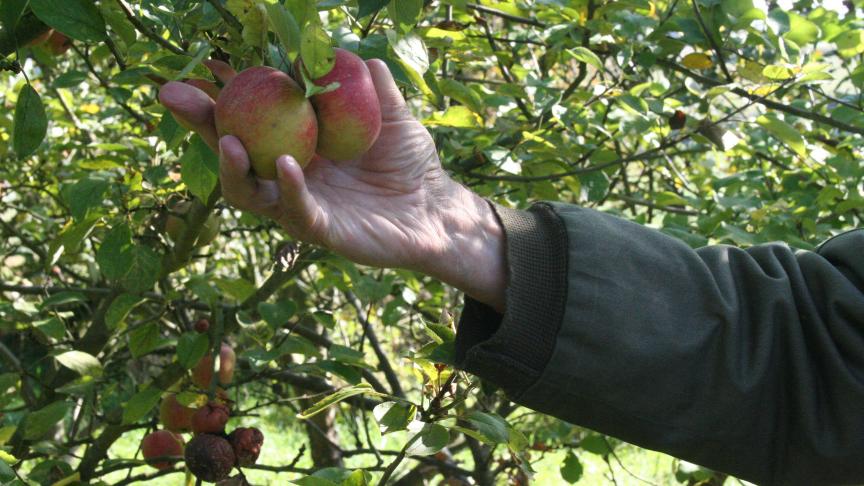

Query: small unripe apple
[141,430,184,470]
[159,393,196,433]
[228,427,264,466]
[164,200,221,248]
[45,31,71,56]
[25,28,53,47]
[299,48,381,161]
[185,434,235,483]
[192,342,236,389]
[194,318,210,334]
[215,66,318,179]
[191,402,230,434]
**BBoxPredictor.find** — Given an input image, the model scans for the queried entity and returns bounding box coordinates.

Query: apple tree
[0,0,862,484]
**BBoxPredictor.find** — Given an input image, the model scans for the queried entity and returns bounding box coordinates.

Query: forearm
[453,202,864,484]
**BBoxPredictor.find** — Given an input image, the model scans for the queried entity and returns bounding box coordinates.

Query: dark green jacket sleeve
[455,202,864,485]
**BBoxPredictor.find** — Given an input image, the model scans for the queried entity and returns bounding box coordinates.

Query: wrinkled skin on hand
[160,60,455,270]
[159,59,506,312]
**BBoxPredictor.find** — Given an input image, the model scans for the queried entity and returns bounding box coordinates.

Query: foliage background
[0,0,862,484]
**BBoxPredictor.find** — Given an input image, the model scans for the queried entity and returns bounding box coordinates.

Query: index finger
[159,81,219,151]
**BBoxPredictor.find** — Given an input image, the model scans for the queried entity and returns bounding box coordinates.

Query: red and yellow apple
[45,31,71,56]
[159,393,196,433]
[141,430,184,470]
[214,66,318,179]
[191,342,236,389]
[299,48,382,161]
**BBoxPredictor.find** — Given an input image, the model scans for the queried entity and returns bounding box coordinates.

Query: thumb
[274,155,320,236]
[365,59,412,122]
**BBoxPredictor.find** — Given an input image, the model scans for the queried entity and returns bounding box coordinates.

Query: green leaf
[258,300,297,329]
[120,244,161,293]
[181,136,219,203]
[405,422,449,456]
[12,84,47,159]
[386,30,428,76]
[64,176,110,220]
[358,0,390,18]
[29,0,106,42]
[466,411,510,444]
[373,401,416,434]
[227,0,268,49]
[580,434,613,455]
[784,13,820,46]
[97,223,133,280]
[128,323,162,358]
[41,291,86,308]
[437,79,483,114]
[284,0,316,28]
[122,387,161,425]
[214,277,256,301]
[330,345,371,368]
[561,451,584,483]
[388,0,422,28]
[158,112,188,150]
[423,106,481,128]
[386,30,434,100]
[177,333,210,369]
[300,23,336,79]
[265,2,301,57]
[47,217,98,266]
[105,293,144,330]
[54,351,102,377]
[0,0,28,32]
[757,114,807,157]
[23,401,70,440]
[0,458,15,482]
[98,1,136,46]
[567,46,603,70]
[32,317,65,340]
[297,384,376,419]
[173,45,211,81]
[762,64,794,80]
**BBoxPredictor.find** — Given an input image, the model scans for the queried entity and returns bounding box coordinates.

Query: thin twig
[116,0,187,55]
[691,0,732,81]
[658,58,864,135]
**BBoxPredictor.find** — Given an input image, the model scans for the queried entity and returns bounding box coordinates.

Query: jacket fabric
[455,202,864,485]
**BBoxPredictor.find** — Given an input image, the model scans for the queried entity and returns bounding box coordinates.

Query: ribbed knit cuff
[454,203,569,398]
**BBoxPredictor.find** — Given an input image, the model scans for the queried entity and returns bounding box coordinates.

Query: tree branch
[116,0,187,55]
[658,58,864,136]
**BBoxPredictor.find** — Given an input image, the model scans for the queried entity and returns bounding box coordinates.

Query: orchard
[0,0,862,485]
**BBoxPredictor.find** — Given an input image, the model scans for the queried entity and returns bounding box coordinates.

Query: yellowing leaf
[80,103,100,114]
[681,52,714,70]
[226,0,270,48]
[423,106,481,128]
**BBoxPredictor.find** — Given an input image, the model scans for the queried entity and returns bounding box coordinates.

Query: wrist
[419,183,507,312]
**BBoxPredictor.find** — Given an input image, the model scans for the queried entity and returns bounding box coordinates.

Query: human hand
[159,59,506,310]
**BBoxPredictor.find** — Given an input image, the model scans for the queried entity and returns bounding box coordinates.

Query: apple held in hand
[299,48,382,161]
[215,66,318,179]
